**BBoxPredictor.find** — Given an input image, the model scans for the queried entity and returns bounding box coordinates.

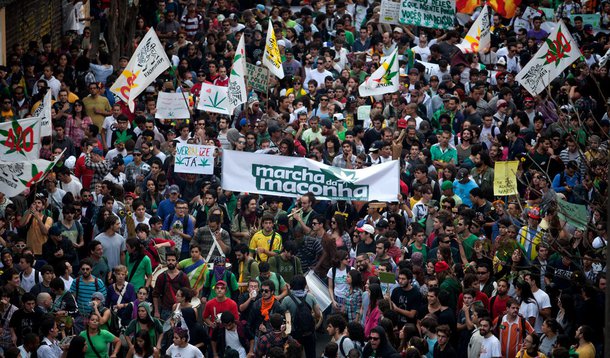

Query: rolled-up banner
[221,150,400,202]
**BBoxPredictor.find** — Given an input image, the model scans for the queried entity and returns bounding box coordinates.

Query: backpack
[74,276,100,299]
[18,214,49,237]
[332,266,351,286]
[288,294,315,338]
[106,307,122,336]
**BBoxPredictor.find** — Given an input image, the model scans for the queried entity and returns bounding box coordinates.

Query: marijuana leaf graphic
[175,157,186,165]
[204,92,227,109]
[198,159,210,167]
[321,167,357,183]
[115,130,132,144]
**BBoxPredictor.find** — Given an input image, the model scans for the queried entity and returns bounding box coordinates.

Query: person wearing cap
[157,184,181,221]
[202,274,239,328]
[162,199,195,260]
[84,144,112,189]
[125,148,150,186]
[517,207,543,262]
[551,160,582,202]
[440,180,462,206]
[103,155,127,186]
[354,224,376,256]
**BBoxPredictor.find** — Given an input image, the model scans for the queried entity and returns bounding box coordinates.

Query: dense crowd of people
[0,0,609,357]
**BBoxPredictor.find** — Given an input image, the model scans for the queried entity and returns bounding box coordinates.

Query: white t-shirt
[225,329,247,358]
[102,116,117,148]
[532,289,551,333]
[327,266,350,299]
[335,335,355,358]
[479,335,501,358]
[166,343,203,358]
[519,300,538,324]
[20,269,43,292]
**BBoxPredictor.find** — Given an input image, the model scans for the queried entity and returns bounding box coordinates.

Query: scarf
[260,295,276,321]
[213,265,226,282]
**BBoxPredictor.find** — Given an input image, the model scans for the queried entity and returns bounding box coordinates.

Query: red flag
[489,0,522,18]
[457,0,481,13]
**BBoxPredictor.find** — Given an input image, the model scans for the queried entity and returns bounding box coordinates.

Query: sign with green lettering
[399,0,455,29]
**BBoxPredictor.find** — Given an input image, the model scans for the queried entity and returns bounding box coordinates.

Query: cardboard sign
[174,143,215,175]
[380,0,401,24]
[246,63,270,93]
[155,92,190,119]
[493,161,519,196]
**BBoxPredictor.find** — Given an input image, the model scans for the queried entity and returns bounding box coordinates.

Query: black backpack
[289,294,315,338]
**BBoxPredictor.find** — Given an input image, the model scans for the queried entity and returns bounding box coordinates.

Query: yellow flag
[493,161,519,196]
[262,19,284,79]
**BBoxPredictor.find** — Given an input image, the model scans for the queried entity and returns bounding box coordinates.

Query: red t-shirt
[490,294,510,320]
[202,297,239,333]
[457,291,490,312]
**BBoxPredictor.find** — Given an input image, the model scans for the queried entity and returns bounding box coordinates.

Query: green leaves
[198,158,210,167]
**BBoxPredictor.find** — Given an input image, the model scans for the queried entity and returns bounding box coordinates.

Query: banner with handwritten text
[246,63,270,93]
[174,143,215,175]
[399,0,455,29]
[493,161,519,196]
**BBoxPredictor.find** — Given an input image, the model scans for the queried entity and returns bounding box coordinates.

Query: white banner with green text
[221,151,400,201]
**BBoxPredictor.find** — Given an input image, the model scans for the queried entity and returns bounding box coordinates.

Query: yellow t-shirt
[576,343,596,358]
[249,230,282,262]
[82,95,111,129]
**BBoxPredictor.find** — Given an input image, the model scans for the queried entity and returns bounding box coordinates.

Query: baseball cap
[435,261,450,273]
[441,181,453,190]
[92,147,103,156]
[125,192,139,199]
[369,140,383,152]
[497,57,507,66]
[528,207,541,220]
[333,113,345,121]
[376,220,389,229]
[456,167,470,182]
[169,185,180,194]
[356,224,375,235]
[497,99,508,108]
[48,226,62,236]
[215,280,227,287]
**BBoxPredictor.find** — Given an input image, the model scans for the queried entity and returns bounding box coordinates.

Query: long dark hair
[515,279,537,305]
[134,329,154,357]
[333,214,348,235]
[65,335,87,358]
[368,283,383,313]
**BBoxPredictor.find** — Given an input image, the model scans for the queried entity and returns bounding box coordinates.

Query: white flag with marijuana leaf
[174,143,215,175]
[359,48,400,96]
[227,35,248,112]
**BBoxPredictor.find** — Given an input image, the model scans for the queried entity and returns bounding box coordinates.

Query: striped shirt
[69,276,107,315]
[180,14,202,37]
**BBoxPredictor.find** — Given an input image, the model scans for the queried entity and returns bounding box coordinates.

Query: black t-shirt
[9,309,41,345]
[390,286,423,324]
[356,240,376,257]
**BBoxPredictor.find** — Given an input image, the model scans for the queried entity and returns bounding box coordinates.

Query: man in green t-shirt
[178,244,207,295]
[456,216,479,259]
[256,262,288,300]
[268,241,302,286]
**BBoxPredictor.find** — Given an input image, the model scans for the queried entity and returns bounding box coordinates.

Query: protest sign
[493,161,519,196]
[174,143,215,175]
[222,151,400,201]
[380,0,401,24]
[197,83,232,115]
[556,199,589,230]
[357,105,372,127]
[155,92,190,119]
[0,117,42,161]
[516,20,581,96]
[110,28,171,112]
[570,14,601,29]
[246,63,270,93]
[31,91,52,137]
[539,7,555,20]
[521,6,539,21]
[399,0,456,30]
[0,154,62,197]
